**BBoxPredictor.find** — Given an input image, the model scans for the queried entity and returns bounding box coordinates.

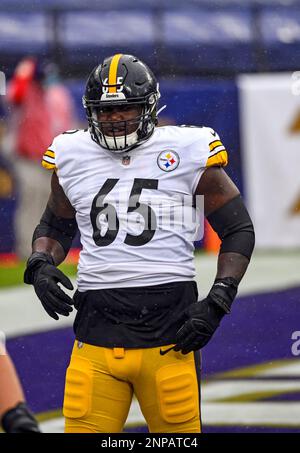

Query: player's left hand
[173,297,225,354]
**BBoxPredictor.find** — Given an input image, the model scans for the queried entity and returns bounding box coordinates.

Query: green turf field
[0,250,207,289]
[0,262,77,288]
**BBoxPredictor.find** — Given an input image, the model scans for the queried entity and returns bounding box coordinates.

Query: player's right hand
[24,252,74,320]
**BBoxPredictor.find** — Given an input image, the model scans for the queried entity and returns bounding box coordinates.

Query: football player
[24,54,255,433]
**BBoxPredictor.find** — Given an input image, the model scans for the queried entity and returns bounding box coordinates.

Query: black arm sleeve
[32,206,78,256]
[207,195,255,260]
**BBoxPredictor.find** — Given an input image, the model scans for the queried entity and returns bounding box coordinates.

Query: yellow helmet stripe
[108,53,123,93]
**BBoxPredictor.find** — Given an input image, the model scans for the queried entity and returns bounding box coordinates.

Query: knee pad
[63,355,93,420]
[155,362,199,424]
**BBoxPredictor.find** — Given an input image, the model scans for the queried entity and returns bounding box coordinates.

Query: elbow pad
[32,206,78,256]
[207,195,255,260]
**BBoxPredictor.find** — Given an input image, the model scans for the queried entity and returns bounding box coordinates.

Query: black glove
[174,277,238,354]
[24,252,74,320]
[1,402,41,433]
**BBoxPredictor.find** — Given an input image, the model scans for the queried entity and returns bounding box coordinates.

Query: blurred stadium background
[1,0,300,433]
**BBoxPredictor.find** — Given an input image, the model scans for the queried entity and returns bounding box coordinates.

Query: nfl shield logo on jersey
[122,155,131,166]
[157,150,180,172]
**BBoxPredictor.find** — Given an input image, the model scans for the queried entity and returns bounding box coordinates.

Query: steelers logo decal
[157,150,180,172]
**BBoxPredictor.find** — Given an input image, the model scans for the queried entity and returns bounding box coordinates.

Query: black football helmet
[83,54,160,153]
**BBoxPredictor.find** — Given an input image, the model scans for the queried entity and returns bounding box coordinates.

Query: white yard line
[0,284,76,337]
[40,390,300,432]
[195,251,300,297]
[203,379,300,401]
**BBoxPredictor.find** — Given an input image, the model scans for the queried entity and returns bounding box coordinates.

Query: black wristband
[208,277,239,314]
[24,252,54,285]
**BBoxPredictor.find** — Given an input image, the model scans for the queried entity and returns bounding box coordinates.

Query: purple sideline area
[7,286,300,432]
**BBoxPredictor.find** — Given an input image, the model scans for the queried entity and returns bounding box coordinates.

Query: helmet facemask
[84,93,159,153]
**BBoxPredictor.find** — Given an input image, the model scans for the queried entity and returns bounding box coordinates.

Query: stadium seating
[161,8,256,74]
[259,6,300,71]
[58,11,158,72]
[0,13,49,54]
[0,1,300,75]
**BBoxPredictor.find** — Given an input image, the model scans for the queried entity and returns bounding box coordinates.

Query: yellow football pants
[63,341,201,433]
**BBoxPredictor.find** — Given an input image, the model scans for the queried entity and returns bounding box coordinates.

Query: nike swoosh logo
[159,346,175,356]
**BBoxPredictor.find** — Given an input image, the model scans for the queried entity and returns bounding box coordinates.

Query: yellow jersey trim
[206,150,228,167]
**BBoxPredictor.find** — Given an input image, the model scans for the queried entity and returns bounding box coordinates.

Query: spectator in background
[7,57,76,259]
[44,62,75,136]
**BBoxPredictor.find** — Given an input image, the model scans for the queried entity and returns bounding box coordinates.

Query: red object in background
[204,219,221,254]
[66,248,80,264]
[7,57,52,161]
[0,253,19,267]
[8,57,37,105]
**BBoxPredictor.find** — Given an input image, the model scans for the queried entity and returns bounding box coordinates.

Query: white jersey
[42,125,228,290]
